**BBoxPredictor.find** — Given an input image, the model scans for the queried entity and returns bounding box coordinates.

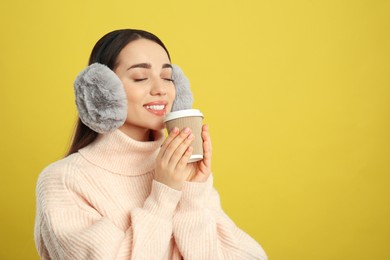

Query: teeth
[145,105,165,111]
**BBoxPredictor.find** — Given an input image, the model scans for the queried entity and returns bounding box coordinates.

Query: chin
[148,122,165,131]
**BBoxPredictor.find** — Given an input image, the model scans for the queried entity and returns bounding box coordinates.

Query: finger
[162,127,192,163]
[176,146,193,172]
[200,125,212,170]
[202,138,212,169]
[169,133,194,168]
[202,124,212,152]
[157,127,179,161]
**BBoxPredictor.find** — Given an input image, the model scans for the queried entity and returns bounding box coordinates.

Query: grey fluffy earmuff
[171,64,193,111]
[74,63,128,133]
[74,63,193,134]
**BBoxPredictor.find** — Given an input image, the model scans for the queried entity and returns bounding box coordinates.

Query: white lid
[164,109,203,122]
[188,154,203,163]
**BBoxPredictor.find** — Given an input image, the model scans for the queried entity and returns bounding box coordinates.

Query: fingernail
[187,134,194,140]
[183,127,190,134]
[172,127,179,134]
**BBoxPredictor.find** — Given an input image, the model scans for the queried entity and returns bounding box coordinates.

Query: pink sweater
[34,129,267,259]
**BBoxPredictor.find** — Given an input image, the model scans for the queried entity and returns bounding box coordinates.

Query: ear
[74,63,128,133]
[171,65,194,111]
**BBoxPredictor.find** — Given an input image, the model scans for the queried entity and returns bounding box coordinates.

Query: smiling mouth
[145,105,165,111]
[144,104,167,116]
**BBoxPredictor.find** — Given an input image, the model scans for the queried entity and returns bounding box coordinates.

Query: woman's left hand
[186,124,212,182]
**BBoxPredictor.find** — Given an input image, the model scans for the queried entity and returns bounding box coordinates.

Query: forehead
[116,39,170,66]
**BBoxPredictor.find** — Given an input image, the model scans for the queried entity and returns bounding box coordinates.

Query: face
[114,39,175,140]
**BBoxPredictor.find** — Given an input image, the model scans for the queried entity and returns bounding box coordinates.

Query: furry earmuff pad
[171,64,193,111]
[74,63,128,133]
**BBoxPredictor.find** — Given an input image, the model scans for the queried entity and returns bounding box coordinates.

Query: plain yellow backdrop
[1,0,389,259]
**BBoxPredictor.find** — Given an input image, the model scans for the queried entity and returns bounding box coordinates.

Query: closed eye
[164,78,174,82]
[134,78,147,82]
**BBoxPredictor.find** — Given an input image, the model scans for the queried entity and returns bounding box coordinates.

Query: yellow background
[1,0,389,259]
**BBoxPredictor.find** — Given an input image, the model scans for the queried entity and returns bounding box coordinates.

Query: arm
[172,125,267,259]
[34,166,181,260]
[173,176,268,260]
[129,180,181,259]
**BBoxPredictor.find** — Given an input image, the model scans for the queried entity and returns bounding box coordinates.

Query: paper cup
[164,109,204,163]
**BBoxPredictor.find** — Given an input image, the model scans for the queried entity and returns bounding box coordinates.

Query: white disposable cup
[164,109,204,163]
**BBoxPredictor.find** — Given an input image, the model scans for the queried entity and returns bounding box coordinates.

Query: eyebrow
[127,63,172,70]
[162,64,173,69]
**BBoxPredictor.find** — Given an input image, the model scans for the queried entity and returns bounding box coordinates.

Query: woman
[34,29,267,259]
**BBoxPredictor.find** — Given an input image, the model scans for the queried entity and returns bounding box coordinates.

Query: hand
[186,124,212,183]
[154,127,195,190]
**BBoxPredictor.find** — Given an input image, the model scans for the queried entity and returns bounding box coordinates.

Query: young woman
[34,29,267,260]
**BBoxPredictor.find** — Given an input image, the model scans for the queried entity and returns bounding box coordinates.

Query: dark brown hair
[66,29,171,156]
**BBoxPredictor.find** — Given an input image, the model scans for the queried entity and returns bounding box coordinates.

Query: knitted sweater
[34,129,267,260]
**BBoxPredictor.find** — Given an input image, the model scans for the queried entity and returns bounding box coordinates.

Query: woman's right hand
[154,127,195,190]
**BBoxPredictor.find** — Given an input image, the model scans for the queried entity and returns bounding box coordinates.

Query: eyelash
[134,78,174,82]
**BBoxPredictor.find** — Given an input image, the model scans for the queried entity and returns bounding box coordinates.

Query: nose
[150,78,167,96]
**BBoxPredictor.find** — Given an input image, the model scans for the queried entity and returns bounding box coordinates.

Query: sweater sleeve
[34,165,181,260]
[128,180,181,259]
[172,175,268,260]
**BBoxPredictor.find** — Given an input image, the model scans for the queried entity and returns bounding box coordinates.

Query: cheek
[124,86,146,103]
[167,87,176,113]
[168,85,176,101]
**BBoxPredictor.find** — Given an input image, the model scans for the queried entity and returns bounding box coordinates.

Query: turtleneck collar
[78,129,164,176]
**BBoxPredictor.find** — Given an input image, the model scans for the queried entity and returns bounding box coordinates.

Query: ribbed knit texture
[34,129,267,260]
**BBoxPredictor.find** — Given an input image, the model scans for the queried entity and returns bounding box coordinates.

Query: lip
[143,100,168,116]
[144,100,168,106]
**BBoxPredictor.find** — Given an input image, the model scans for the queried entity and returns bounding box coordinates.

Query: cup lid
[164,109,203,122]
[188,154,203,163]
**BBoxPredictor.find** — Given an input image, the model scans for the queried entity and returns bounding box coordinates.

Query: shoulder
[37,153,82,184]
[36,153,87,202]
[35,153,102,215]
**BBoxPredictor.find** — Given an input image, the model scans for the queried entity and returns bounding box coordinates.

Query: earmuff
[74,63,127,133]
